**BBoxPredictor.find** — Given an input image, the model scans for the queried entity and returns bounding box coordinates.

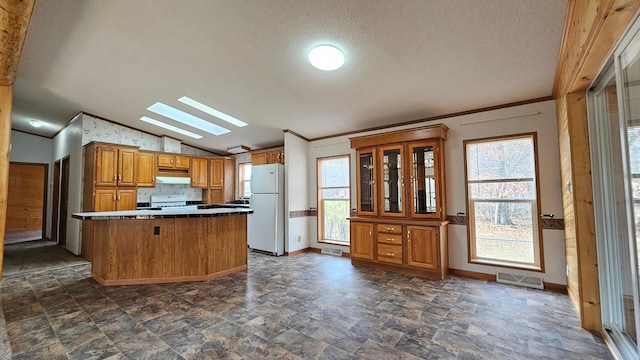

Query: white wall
[284,132,310,253]
[52,114,84,254]
[306,100,566,285]
[9,130,54,238]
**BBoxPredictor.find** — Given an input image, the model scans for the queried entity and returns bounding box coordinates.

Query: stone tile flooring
[1,251,613,359]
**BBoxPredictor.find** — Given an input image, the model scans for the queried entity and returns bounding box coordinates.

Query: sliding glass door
[589,18,640,359]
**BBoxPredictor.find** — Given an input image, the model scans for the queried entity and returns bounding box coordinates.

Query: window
[464,134,542,270]
[318,155,350,244]
[238,163,251,198]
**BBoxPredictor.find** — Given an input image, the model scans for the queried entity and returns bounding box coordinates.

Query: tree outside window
[318,156,350,244]
[465,133,543,270]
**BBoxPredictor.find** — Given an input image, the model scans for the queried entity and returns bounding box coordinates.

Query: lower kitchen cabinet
[349,218,448,279]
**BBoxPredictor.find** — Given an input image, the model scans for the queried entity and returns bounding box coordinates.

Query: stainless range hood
[155,176,191,185]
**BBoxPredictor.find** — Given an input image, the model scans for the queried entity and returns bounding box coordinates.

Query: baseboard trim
[449,268,567,293]
[285,248,312,256]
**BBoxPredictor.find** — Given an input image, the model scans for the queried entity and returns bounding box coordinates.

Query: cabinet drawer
[377,224,402,234]
[377,244,403,264]
[378,233,402,245]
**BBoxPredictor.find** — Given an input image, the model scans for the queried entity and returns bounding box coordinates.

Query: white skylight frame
[178,96,248,127]
[147,102,230,136]
[140,116,203,139]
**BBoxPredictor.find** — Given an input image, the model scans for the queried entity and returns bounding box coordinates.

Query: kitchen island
[72,207,252,286]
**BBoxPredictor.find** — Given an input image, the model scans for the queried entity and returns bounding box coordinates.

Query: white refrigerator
[248,163,285,256]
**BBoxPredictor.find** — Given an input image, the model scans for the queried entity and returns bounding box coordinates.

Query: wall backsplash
[82,113,216,203]
[137,185,202,202]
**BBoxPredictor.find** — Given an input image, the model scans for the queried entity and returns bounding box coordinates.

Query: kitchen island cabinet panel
[174,218,208,277]
[208,215,247,274]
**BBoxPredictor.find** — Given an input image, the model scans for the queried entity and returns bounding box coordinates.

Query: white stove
[150,194,199,211]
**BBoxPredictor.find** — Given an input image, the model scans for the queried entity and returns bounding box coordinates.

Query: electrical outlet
[297,235,302,243]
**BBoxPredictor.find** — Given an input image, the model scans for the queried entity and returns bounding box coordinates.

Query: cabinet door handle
[407,231,411,241]
[113,195,116,201]
[177,159,180,165]
[118,174,122,181]
[113,174,116,181]
[369,229,372,236]
[385,253,395,257]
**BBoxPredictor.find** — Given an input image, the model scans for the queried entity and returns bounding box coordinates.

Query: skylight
[147,102,230,136]
[140,116,203,139]
[178,96,248,127]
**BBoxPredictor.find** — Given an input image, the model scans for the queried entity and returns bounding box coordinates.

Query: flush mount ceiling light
[29,119,42,128]
[308,45,345,71]
[140,116,203,139]
[178,96,248,127]
[147,102,230,136]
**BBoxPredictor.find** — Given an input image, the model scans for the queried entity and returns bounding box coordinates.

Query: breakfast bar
[72,207,252,286]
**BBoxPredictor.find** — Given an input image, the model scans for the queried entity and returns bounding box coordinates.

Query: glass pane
[383,148,402,213]
[412,145,436,214]
[242,181,251,197]
[359,152,375,212]
[472,201,534,264]
[322,199,350,241]
[620,37,640,344]
[321,157,349,187]
[469,181,536,200]
[322,188,349,199]
[242,164,252,181]
[466,138,535,181]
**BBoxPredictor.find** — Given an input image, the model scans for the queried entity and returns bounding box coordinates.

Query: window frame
[317,154,351,245]
[463,132,544,272]
[238,162,251,199]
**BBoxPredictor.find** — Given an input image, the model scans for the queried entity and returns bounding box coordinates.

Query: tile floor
[1,250,613,359]
[3,240,88,276]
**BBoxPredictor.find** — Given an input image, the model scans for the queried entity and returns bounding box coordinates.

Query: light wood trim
[350,124,448,149]
[285,248,311,256]
[0,0,35,85]
[554,0,640,96]
[0,86,12,277]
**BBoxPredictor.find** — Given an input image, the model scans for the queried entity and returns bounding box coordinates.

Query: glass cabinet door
[409,141,441,218]
[356,148,377,216]
[380,145,405,217]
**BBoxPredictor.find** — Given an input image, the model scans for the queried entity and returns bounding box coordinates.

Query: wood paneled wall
[553,0,640,331]
[6,163,46,235]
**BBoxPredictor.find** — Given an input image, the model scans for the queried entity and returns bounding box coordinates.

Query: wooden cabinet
[349,124,449,280]
[251,147,284,165]
[94,145,137,187]
[191,157,208,188]
[350,222,374,260]
[203,158,235,204]
[136,151,156,187]
[158,153,190,170]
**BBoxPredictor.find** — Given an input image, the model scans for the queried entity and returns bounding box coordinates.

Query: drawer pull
[385,227,394,231]
[386,238,395,242]
[385,253,395,257]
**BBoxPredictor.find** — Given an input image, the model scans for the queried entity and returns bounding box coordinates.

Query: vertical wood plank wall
[6,163,46,238]
[554,0,640,331]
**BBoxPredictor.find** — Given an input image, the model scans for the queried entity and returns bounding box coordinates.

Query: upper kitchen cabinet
[136,151,157,188]
[191,157,208,188]
[251,147,284,165]
[89,143,138,187]
[203,158,235,204]
[158,153,190,170]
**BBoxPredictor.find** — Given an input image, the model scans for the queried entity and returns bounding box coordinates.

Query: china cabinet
[349,124,449,280]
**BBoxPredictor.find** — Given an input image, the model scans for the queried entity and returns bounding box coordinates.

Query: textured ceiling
[12,0,568,154]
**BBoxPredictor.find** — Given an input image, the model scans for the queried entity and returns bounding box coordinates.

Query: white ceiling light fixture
[140,116,203,139]
[29,119,42,128]
[308,45,345,71]
[147,102,230,136]
[178,96,248,127]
